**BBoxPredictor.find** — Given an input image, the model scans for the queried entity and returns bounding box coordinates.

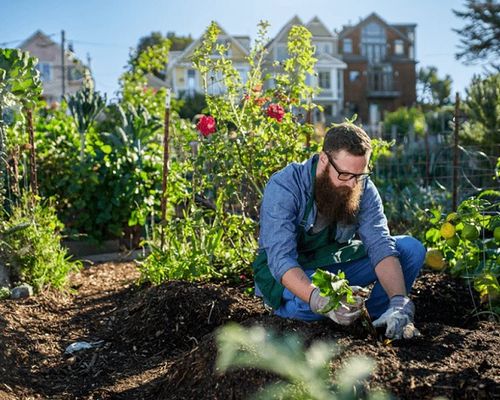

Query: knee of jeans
[396,236,426,270]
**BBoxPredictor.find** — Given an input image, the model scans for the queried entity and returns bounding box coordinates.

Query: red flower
[266,103,285,122]
[196,115,216,137]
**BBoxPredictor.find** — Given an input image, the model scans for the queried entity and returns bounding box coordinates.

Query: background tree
[453,0,500,70]
[132,31,193,79]
[417,66,452,108]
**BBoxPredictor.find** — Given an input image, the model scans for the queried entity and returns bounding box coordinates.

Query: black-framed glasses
[324,152,372,182]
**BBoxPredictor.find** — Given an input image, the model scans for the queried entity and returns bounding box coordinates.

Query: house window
[315,42,332,55]
[187,69,196,95]
[343,38,352,53]
[394,40,404,56]
[318,71,331,89]
[323,105,333,117]
[67,66,84,81]
[361,22,386,64]
[276,44,288,61]
[349,71,360,82]
[36,62,52,82]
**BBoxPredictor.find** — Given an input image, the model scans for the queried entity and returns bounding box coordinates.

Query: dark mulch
[0,262,498,400]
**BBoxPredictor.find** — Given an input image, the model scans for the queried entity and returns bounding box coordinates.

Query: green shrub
[0,195,81,291]
[383,107,425,137]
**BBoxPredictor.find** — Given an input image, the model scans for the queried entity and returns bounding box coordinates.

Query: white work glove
[372,295,420,339]
[309,286,365,326]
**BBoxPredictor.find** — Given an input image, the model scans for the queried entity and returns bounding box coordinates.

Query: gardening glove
[309,287,364,326]
[372,295,421,339]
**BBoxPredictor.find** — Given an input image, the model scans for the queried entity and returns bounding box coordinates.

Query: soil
[0,262,499,400]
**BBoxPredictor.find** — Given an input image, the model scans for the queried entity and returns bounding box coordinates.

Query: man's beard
[314,168,362,225]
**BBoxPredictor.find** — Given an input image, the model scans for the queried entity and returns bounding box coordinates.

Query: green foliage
[35,101,163,241]
[453,0,500,69]
[462,73,500,155]
[138,200,257,284]
[0,48,42,206]
[216,323,388,400]
[0,48,42,109]
[177,91,207,120]
[119,36,171,117]
[423,191,500,314]
[311,269,355,312]
[417,66,453,108]
[65,71,106,161]
[0,287,10,299]
[383,107,426,137]
[0,195,81,291]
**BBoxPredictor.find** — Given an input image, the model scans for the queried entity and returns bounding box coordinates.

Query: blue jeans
[274,235,426,321]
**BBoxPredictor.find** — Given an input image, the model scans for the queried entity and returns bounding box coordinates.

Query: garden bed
[0,262,498,399]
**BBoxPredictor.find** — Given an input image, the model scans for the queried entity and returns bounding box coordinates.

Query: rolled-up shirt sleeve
[259,177,302,283]
[357,179,399,267]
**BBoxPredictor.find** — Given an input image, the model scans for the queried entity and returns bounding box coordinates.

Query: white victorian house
[265,16,347,123]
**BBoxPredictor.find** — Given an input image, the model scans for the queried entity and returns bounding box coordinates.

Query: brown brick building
[339,13,417,133]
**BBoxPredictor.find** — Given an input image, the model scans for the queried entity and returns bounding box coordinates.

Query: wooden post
[452,92,460,211]
[160,89,171,251]
[61,30,66,100]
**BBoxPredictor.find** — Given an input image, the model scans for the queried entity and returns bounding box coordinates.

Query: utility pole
[61,30,66,99]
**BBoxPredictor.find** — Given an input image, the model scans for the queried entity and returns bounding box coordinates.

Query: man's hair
[322,123,372,156]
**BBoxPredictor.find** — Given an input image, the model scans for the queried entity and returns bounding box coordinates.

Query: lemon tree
[423,190,500,314]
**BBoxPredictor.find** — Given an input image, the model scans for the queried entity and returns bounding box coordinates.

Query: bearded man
[252,123,425,339]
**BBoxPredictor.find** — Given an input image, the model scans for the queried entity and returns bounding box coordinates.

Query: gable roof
[339,12,412,42]
[265,15,304,49]
[305,16,334,38]
[315,52,347,68]
[19,30,58,49]
[174,21,250,64]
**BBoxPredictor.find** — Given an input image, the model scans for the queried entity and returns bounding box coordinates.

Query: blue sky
[0,0,487,101]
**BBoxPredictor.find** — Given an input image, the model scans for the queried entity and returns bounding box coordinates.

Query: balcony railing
[367,71,400,97]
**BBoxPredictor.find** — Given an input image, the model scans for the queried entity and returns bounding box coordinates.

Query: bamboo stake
[160,89,171,251]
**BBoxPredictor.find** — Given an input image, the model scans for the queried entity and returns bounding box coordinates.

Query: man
[252,123,426,339]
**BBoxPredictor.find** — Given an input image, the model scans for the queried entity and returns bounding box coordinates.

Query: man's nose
[344,177,357,188]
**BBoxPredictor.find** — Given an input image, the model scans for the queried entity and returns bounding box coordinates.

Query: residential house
[264,16,347,123]
[19,30,89,104]
[338,13,417,134]
[164,23,251,99]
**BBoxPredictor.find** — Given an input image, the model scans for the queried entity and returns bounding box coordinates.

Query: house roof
[265,15,304,48]
[339,12,413,42]
[315,52,347,68]
[19,30,58,50]
[174,22,249,64]
[305,16,334,38]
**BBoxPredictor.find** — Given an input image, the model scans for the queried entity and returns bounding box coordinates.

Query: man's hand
[309,287,364,326]
[372,295,421,339]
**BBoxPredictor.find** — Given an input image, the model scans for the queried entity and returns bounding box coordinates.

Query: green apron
[252,159,367,309]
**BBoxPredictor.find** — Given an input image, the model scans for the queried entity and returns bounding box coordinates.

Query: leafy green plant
[65,71,106,161]
[0,194,81,291]
[383,107,425,138]
[423,190,500,315]
[0,48,42,205]
[216,323,388,400]
[311,269,355,312]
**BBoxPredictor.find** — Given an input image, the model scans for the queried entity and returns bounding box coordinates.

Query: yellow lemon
[494,226,500,243]
[440,222,456,239]
[425,249,446,271]
[461,224,479,241]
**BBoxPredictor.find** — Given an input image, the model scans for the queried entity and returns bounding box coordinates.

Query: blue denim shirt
[258,154,399,283]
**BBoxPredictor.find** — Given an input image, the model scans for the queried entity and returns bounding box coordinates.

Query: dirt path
[0,262,499,399]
